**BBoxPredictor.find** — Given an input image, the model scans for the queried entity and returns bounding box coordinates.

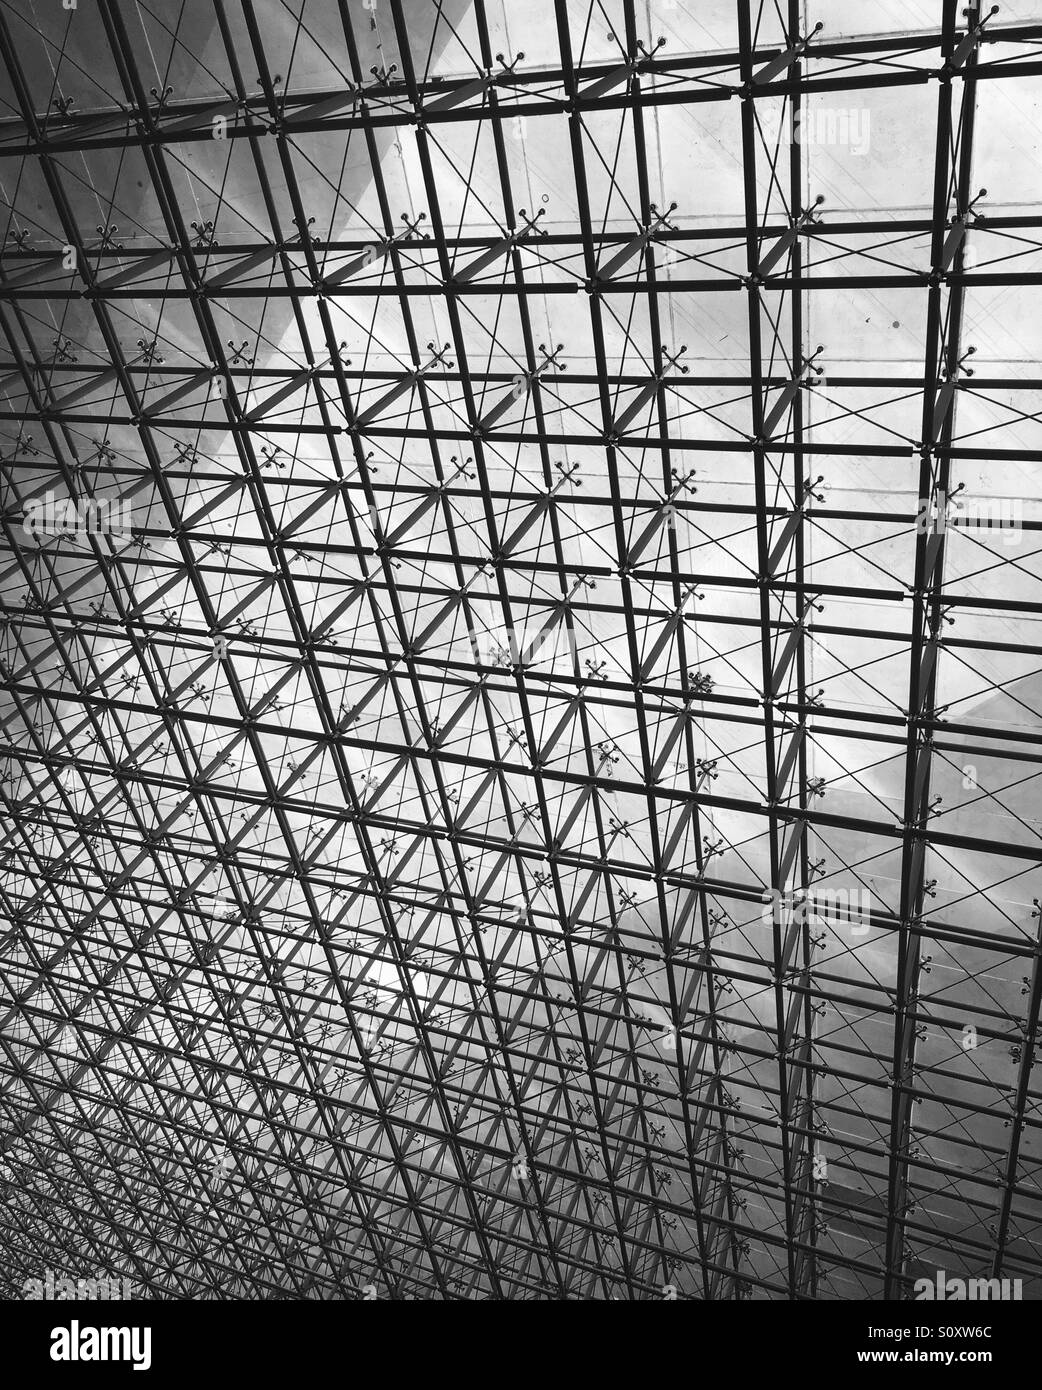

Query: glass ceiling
[2,0,1042,1301]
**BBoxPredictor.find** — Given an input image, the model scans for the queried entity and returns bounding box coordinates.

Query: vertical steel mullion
[395,0,642,1300]
[333,0,553,1300]
[618,0,719,1302]
[736,0,801,1300]
[884,0,963,1301]
[786,0,820,1301]
[236,0,504,1299]
[468,0,619,1297]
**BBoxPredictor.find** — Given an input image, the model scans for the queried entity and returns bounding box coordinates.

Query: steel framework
[1,0,1042,1300]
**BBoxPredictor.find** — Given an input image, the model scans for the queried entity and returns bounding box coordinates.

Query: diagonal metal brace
[752,23,822,85]
[756,197,824,279]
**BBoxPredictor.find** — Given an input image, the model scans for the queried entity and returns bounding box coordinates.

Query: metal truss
[1,0,1042,1301]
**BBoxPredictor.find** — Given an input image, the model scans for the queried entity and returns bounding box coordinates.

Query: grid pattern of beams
[1,0,1042,1301]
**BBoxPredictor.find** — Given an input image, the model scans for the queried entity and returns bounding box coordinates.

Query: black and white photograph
[0,0,1039,1370]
